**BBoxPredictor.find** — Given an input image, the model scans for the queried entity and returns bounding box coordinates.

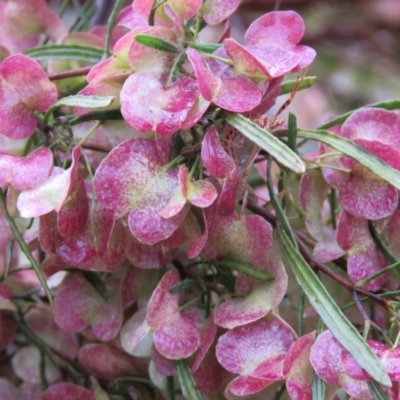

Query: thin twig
[47,66,92,81]
[0,190,54,311]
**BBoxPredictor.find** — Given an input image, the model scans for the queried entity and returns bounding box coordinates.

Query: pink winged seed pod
[5,2,399,400]
[121,270,202,360]
[311,330,400,399]
[0,54,57,140]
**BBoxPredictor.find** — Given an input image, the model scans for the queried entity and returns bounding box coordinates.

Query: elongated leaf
[219,260,274,281]
[318,99,400,129]
[367,381,389,400]
[103,0,125,58]
[188,43,222,53]
[174,360,203,400]
[134,34,180,53]
[298,129,400,191]
[54,95,114,109]
[69,110,123,126]
[170,279,201,294]
[369,222,398,264]
[266,158,297,248]
[26,44,103,62]
[223,112,305,173]
[82,271,109,302]
[287,113,297,152]
[5,238,14,279]
[280,76,317,96]
[277,228,391,387]
[312,371,325,400]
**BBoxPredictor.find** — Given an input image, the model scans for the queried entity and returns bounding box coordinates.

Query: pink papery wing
[121,73,198,136]
[201,0,240,25]
[78,342,145,381]
[42,383,95,400]
[187,48,261,112]
[0,148,52,191]
[336,210,388,291]
[94,138,186,245]
[54,273,123,341]
[146,271,202,359]
[216,313,296,378]
[282,332,315,400]
[0,55,57,139]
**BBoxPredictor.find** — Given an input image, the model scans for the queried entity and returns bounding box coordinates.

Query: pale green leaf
[280,76,317,96]
[134,34,180,53]
[298,129,400,191]
[367,381,389,400]
[26,44,103,62]
[174,360,203,400]
[169,279,201,294]
[266,159,297,248]
[55,95,115,109]
[219,260,274,281]
[312,372,325,400]
[223,112,305,173]
[188,43,222,53]
[318,99,400,129]
[277,228,391,387]
[68,110,123,126]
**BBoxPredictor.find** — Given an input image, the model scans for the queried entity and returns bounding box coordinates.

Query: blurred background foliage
[240,0,400,127]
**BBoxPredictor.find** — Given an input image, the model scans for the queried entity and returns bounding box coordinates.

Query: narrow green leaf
[26,44,103,62]
[369,222,399,264]
[170,279,201,294]
[367,381,389,400]
[54,95,114,109]
[82,271,109,302]
[166,376,175,400]
[318,99,400,129]
[298,291,305,336]
[4,238,14,279]
[223,112,305,173]
[280,76,317,96]
[134,34,180,53]
[277,228,391,387]
[266,158,297,248]
[68,109,123,126]
[174,360,203,400]
[187,43,223,53]
[312,371,325,400]
[298,129,400,191]
[287,113,298,152]
[70,0,96,32]
[219,260,274,281]
[103,0,125,58]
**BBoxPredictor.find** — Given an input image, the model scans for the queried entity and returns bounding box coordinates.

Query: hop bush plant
[1,0,400,399]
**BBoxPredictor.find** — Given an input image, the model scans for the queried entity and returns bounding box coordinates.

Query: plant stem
[103,0,125,58]
[47,66,92,81]
[0,190,54,311]
[203,53,234,66]
[77,120,101,146]
[356,260,400,287]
